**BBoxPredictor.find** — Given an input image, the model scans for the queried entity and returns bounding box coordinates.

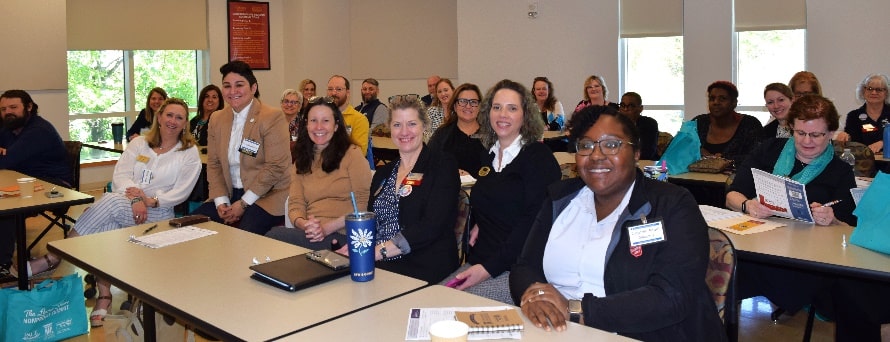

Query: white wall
[682,0,735,118]
[807,0,890,119]
[457,0,619,105]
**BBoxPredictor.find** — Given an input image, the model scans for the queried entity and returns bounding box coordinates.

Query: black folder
[249,253,349,292]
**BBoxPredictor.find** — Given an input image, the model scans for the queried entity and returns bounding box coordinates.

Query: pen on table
[822,199,843,207]
[142,224,158,235]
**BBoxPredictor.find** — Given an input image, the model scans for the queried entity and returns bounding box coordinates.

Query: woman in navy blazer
[367,95,460,283]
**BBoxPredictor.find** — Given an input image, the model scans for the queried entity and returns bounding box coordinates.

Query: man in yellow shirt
[327,75,369,155]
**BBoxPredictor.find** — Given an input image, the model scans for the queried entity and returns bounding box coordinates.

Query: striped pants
[73,192,173,236]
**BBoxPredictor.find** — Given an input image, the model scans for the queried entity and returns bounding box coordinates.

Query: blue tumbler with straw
[346,193,376,282]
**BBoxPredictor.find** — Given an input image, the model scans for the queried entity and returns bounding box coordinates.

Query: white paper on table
[699,205,786,235]
[751,168,814,223]
[128,226,217,248]
[405,306,521,340]
[851,187,867,206]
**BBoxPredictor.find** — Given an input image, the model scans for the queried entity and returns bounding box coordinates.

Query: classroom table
[0,170,94,289]
[82,140,127,153]
[48,220,427,341]
[728,219,890,341]
[731,219,890,282]
[282,285,635,341]
[637,160,730,207]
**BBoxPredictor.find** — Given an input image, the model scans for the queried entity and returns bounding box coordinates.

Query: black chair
[27,141,81,253]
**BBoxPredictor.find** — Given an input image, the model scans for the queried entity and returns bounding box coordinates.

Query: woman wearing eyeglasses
[835,73,890,153]
[726,95,857,335]
[191,60,292,235]
[727,94,856,226]
[280,89,303,162]
[441,80,561,304]
[509,105,726,340]
[428,83,486,175]
[532,77,566,131]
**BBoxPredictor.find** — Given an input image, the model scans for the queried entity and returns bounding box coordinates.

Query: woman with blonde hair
[24,98,202,327]
[574,75,618,113]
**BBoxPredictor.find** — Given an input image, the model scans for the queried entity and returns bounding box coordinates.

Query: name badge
[239,138,260,157]
[403,173,424,186]
[136,155,150,163]
[628,219,666,247]
[140,169,152,185]
[862,123,877,133]
[346,125,353,135]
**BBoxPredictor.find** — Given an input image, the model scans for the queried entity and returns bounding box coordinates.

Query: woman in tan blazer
[191,60,292,235]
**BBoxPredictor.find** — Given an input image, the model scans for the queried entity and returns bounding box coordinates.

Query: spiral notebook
[454,308,524,333]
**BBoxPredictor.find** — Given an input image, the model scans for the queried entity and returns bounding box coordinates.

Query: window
[622,36,685,135]
[67,50,200,161]
[735,29,806,124]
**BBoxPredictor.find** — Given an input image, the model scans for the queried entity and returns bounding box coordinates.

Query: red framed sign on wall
[228,1,271,70]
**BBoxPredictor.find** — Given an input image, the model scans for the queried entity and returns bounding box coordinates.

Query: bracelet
[152,196,159,208]
[741,199,749,214]
[130,197,144,205]
[239,200,250,210]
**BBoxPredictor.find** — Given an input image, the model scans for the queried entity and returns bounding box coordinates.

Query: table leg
[144,303,157,342]
[15,214,28,290]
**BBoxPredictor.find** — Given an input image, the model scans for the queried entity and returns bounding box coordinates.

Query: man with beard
[327,75,369,155]
[0,90,71,280]
[355,78,389,130]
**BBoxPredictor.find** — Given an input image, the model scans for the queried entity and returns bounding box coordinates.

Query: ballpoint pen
[822,199,842,207]
[142,224,158,235]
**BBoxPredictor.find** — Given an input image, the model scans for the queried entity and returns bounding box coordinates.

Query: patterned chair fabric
[454,189,472,265]
[706,226,737,337]
[833,141,876,177]
[657,132,674,159]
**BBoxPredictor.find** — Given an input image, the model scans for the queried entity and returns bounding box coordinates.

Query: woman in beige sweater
[265,98,372,250]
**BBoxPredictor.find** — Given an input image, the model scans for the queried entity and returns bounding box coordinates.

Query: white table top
[0,169,94,215]
[283,285,635,341]
[729,219,890,282]
[49,221,427,341]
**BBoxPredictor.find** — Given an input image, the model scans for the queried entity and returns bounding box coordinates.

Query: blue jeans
[190,188,282,235]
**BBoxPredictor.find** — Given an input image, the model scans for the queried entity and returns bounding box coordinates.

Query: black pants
[190,188,282,235]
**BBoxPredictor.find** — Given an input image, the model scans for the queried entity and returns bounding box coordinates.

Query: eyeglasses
[281,100,300,106]
[327,87,346,93]
[455,98,480,107]
[792,130,828,139]
[864,86,888,93]
[308,96,336,105]
[617,103,638,109]
[575,138,633,156]
[388,94,421,104]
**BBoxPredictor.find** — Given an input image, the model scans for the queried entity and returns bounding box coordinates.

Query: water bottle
[840,148,856,167]
[883,122,890,158]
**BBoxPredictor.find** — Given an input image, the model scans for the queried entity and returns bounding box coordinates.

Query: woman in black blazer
[367,95,460,284]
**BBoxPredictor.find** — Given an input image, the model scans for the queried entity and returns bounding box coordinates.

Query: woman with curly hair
[440,79,561,304]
